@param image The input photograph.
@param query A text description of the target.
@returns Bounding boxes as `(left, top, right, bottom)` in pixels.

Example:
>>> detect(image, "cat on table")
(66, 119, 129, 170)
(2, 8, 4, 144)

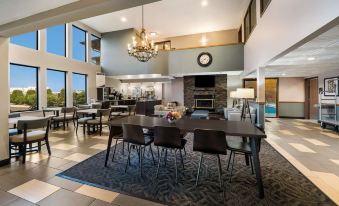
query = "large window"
(72, 73, 87, 106)
(47, 69, 66, 107)
(10, 31, 38, 50)
(260, 0, 271, 15)
(10, 64, 38, 112)
(90, 35, 101, 65)
(47, 24, 66, 56)
(72, 26, 87, 62)
(244, 0, 257, 41)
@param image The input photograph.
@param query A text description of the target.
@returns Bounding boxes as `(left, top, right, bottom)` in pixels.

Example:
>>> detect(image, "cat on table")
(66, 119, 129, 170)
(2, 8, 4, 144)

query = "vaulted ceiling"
(80, 0, 250, 39)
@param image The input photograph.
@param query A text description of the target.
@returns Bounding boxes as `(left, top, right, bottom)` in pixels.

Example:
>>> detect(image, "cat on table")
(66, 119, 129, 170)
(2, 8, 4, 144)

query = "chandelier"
(127, 4, 158, 62)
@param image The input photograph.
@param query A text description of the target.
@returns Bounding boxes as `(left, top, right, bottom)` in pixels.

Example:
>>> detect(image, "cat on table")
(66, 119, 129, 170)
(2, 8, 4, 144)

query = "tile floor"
(0, 119, 338, 205)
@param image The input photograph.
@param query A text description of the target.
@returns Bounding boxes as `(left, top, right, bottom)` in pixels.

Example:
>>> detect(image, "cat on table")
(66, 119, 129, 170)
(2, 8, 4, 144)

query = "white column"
(39, 67, 47, 108)
(67, 72, 73, 107)
(256, 67, 266, 126)
(87, 32, 91, 63)
(0, 37, 9, 163)
(66, 23, 72, 59)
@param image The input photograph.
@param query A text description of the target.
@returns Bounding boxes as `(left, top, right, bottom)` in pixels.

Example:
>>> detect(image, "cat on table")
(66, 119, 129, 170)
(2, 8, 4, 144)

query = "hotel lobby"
(0, 0, 339, 205)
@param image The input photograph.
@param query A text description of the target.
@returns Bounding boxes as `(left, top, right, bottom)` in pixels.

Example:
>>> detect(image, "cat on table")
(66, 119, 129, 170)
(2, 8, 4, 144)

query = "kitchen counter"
(135, 100, 162, 116)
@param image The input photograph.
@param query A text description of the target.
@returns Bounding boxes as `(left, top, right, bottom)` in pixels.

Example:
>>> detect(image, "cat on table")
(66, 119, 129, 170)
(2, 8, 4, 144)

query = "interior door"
(309, 78, 319, 120)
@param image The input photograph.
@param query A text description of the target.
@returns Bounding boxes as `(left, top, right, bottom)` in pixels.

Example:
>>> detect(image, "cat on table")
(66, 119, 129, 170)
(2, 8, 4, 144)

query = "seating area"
(0, 0, 339, 205)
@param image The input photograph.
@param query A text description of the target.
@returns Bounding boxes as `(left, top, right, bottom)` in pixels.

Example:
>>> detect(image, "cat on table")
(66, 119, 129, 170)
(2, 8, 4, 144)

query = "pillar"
(0, 37, 10, 165)
(256, 67, 265, 127)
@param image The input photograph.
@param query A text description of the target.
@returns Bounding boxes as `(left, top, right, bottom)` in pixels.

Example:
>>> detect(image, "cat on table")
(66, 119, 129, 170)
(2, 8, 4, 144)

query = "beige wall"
(0, 37, 10, 162)
(227, 75, 242, 108)
(244, 0, 339, 74)
(159, 29, 238, 50)
(279, 77, 305, 102)
(9, 22, 101, 109)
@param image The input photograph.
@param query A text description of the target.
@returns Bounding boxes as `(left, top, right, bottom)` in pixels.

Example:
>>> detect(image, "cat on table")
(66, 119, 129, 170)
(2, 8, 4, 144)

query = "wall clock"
(197, 52, 212, 67)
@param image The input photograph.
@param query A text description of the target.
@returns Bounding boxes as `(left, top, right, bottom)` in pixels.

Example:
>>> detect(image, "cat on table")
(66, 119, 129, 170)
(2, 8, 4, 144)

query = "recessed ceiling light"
(201, 0, 208, 7)
(282, 73, 286, 76)
(150, 32, 157, 37)
(121, 17, 127, 22)
(307, 57, 315, 61)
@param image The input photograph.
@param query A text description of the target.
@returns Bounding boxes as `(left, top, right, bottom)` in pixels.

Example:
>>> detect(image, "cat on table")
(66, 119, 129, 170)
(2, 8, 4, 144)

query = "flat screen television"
(195, 75, 215, 88)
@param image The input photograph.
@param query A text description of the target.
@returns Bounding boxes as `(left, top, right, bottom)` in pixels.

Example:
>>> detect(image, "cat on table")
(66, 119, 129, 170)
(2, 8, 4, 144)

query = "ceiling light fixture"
(307, 57, 315, 61)
(127, 2, 158, 62)
(200, 36, 208, 46)
(149, 32, 157, 37)
(201, 0, 208, 7)
(121, 17, 127, 22)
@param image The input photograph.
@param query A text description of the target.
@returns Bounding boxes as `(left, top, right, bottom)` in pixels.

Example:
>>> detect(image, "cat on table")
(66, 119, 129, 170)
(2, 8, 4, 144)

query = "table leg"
(250, 137, 264, 198)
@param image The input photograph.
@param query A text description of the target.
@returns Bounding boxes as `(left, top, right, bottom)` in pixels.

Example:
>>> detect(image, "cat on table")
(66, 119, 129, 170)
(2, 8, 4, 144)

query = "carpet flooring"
(58, 134, 335, 206)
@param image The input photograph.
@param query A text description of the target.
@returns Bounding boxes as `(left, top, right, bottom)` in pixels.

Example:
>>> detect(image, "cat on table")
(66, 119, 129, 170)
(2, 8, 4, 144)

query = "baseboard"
(0, 158, 10, 167)
(278, 116, 305, 119)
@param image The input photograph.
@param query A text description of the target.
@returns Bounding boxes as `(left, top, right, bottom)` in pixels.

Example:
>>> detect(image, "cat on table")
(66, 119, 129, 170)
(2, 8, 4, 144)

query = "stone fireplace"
(184, 75, 227, 110)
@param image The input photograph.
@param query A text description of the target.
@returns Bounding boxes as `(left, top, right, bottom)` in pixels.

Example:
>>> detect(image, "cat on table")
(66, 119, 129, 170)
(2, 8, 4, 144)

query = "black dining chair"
(226, 124, 264, 182)
(193, 129, 227, 188)
(86, 109, 111, 136)
(154, 126, 187, 182)
(122, 124, 155, 176)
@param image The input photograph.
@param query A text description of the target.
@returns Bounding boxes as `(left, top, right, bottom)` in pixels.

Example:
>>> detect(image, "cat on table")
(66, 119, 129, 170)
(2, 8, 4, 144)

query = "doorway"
(305, 77, 319, 120)
(243, 78, 279, 118)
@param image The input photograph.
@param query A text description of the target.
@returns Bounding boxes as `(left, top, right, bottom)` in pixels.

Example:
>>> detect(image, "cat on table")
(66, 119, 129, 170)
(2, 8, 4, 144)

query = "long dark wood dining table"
(105, 116, 267, 198)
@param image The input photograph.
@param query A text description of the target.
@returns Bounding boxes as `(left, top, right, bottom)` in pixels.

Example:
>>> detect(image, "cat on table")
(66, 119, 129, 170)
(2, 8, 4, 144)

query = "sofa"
(154, 103, 186, 117)
(224, 106, 256, 123)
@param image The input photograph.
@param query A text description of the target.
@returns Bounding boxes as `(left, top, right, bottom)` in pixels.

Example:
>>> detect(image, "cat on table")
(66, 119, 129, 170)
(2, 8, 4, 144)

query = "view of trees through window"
(47, 69, 66, 107)
(10, 64, 38, 112)
(72, 73, 87, 106)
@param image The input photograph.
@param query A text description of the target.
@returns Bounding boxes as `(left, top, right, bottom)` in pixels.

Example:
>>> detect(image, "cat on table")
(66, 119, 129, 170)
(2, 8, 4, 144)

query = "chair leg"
(45, 138, 52, 155)
(76, 122, 79, 135)
(179, 149, 184, 170)
(125, 145, 132, 173)
(229, 152, 236, 183)
(174, 149, 178, 182)
(38, 142, 41, 152)
(140, 146, 143, 177)
(183, 146, 187, 156)
(99, 124, 102, 136)
(217, 155, 223, 189)
(22, 144, 27, 164)
(249, 155, 254, 174)
(156, 147, 161, 178)
(111, 139, 119, 162)
(227, 151, 233, 171)
(149, 145, 155, 165)
(195, 153, 204, 187)
(83, 123, 86, 135)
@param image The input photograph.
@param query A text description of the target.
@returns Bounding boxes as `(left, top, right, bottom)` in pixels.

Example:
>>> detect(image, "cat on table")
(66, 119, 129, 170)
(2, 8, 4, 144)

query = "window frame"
(72, 72, 88, 106)
(243, 0, 257, 42)
(46, 68, 67, 107)
(10, 31, 39, 50)
(10, 63, 39, 112)
(260, 0, 272, 16)
(46, 24, 67, 57)
(72, 25, 87, 62)
(90, 34, 101, 65)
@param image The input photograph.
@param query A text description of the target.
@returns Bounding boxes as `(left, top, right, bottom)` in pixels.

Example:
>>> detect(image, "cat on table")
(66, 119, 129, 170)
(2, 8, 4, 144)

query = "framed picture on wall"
(324, 77, 339, 96)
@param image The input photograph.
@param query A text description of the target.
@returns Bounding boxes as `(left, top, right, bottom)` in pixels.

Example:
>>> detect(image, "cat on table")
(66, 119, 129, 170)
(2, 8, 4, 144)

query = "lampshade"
(230, 91, 238, 98)
(236, 88, 255, 99)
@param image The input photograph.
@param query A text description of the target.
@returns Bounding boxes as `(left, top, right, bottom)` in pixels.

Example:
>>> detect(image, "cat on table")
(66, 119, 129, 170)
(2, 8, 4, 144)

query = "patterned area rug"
(58, 134, 334, 206)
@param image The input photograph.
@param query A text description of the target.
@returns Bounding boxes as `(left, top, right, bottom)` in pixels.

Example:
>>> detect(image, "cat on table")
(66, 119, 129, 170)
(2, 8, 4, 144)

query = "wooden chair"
(9, 118, 51, 163)
(86, 109, 111, 136)
(53, 107, 76, 130)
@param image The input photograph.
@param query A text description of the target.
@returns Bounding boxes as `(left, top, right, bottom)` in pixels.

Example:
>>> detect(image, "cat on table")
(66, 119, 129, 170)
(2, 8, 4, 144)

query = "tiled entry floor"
(1, 119, 339, 205)
(0, 126, 163, 206)
(265, 118, 339, 205)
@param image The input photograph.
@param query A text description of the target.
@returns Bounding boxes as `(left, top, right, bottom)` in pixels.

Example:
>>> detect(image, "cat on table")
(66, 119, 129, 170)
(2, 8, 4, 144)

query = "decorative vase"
(168, 118, 176, 124)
